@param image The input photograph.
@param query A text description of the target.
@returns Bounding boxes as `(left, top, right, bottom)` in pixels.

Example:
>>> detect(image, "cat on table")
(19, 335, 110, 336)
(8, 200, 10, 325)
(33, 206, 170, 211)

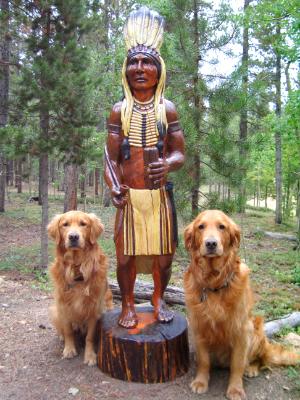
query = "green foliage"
(292, 265, 300, 286)
(203, 192, 239, 214)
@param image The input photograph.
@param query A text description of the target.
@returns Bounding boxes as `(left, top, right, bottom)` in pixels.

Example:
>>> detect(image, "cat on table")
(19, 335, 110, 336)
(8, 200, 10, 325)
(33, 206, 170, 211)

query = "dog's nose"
(205, 238, 217, 250)
(69, 232, 79, 242)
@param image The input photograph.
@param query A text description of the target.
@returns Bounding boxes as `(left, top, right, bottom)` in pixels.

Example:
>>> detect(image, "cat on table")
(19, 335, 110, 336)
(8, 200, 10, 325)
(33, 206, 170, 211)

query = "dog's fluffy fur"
(48, 210, 113, 366)
(184, 210, 299, 400)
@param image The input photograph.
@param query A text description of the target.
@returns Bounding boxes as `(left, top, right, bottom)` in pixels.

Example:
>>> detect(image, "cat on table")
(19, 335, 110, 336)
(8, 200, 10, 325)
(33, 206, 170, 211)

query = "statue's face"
(126, 53, 158, 92)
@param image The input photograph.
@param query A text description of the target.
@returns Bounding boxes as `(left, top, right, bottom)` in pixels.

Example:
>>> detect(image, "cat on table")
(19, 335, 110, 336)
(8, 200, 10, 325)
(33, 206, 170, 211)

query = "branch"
(0, 59, 21, 69)
(200, 159, 230, 177)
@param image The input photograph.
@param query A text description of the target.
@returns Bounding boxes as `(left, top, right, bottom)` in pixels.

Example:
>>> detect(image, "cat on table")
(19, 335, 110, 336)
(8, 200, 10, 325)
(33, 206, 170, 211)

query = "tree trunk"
(39, 6, 51, 268)
(238, 0, 250, 213)
(265, 184, 268, 209)
(98, 306, 189, 383)
(0, 0, 10, 212)
(191, 0, 202, 217)
(94, 167, 99, 196)
(88, 170, 94, 186)
(103, 184, 110, 207)
(39, 151, 49, 267)
(58, 161, 64, 191)
(49, 159, 56, 182)
(38, 156, 43, 205)
(6, 159, 13, 185)
(64, 162, 78, 212)
(79, 164, 86, 199)
(16, 158, 22, 193)
(274, 23, 282, 224)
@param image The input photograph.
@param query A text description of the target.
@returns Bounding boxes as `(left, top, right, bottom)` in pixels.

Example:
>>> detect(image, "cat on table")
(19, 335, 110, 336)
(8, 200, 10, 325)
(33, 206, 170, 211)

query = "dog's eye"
(198, 224, 205, 230)
(79, 221, 87, 227)
(219, 224, 225, 230)
(62, 222, 69, 227)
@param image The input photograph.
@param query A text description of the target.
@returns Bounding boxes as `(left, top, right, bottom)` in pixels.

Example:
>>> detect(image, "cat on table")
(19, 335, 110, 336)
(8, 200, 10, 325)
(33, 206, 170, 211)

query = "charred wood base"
(97, 306, 189, 383)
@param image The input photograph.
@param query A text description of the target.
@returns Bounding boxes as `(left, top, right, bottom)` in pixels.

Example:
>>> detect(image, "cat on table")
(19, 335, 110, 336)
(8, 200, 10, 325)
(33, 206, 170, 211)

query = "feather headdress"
(124, 6, 165, 61)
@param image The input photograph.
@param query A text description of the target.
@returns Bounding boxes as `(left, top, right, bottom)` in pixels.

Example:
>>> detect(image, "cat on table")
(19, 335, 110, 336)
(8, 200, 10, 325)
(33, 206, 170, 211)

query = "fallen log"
(264, 312, 300, 338)
(109, 279, 185, 305)
(255, 229, 298, 242)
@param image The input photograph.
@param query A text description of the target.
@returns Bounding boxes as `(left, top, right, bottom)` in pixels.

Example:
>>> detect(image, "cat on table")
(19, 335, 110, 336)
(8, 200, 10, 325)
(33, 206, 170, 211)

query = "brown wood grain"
(97, 306, 189, 383)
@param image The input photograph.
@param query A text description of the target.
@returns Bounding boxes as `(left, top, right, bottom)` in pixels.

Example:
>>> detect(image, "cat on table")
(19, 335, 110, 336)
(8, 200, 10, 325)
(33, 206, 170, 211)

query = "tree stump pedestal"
(97, 305, 189, 383)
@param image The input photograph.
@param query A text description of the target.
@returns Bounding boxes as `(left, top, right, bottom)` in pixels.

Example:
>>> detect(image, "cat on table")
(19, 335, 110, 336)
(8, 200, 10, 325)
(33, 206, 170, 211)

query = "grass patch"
(286, 366, 300, 394)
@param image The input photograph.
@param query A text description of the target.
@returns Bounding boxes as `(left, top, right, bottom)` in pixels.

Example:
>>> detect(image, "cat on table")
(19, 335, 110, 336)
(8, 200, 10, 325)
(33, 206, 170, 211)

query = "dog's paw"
(190, 378, 208, 394)
(244, 364, 259, 378)
(62, 346, 77, 359)
(226, 385, 247, 400)
(84, 350, 97, 366)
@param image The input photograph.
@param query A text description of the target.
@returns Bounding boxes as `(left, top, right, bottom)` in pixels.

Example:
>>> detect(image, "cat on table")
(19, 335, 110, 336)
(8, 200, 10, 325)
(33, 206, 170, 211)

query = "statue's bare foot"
(154, 298, 174, 323)
(118, 306, 138, 328)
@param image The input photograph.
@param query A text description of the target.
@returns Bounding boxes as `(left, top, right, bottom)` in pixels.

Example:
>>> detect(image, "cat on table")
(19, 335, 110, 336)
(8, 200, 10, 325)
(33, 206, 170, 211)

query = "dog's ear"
(184, 222, 195, 251)
(47, 214, 62, 245)
(229, 220, 241, 249)
(88, 213, 104, 244)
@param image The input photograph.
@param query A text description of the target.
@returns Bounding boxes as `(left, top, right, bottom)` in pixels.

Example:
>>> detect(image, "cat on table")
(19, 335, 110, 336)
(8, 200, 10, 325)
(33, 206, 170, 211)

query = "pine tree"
(0, 0, 10, 212)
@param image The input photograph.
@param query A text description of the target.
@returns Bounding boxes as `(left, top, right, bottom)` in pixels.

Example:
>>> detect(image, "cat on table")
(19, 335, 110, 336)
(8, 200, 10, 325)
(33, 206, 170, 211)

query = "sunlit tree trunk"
(238, 0, 250, 212)
(0, 0, 10, 212)
(64, 162, 78, 212)
(274, 22, 282, 224)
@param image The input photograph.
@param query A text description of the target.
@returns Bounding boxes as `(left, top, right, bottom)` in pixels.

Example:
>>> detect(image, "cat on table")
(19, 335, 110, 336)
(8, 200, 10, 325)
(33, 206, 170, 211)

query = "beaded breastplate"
(128, 98, 158, 148)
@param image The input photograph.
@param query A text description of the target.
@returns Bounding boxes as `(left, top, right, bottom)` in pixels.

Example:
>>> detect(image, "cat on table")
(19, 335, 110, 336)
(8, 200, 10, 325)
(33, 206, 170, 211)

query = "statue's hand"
(148, 159, 169, 187)
(111, 186, 128, 209)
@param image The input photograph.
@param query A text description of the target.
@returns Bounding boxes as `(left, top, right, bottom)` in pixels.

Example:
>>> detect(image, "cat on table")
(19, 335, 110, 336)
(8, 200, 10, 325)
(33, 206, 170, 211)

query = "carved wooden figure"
(104, 6, 185, 329)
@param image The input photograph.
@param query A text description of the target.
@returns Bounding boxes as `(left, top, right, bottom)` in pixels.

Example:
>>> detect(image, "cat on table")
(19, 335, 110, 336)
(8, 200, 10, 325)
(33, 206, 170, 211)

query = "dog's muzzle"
(205, 237, 218, 254)
(68, 232, 80, 248)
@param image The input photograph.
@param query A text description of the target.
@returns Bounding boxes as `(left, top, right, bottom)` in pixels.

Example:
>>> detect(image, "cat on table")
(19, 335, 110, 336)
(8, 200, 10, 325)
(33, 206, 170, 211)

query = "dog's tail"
(252, 316, 300, 367)
(262, 340, 300, 366)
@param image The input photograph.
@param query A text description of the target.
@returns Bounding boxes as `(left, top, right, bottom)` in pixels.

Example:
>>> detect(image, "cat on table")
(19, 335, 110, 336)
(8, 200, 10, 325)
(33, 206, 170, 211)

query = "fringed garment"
(123, 187, 172, 256)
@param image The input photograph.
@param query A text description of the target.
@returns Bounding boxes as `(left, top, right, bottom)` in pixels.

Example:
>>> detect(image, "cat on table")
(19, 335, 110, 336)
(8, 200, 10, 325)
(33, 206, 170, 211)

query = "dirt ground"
(0, 271, 298, 400)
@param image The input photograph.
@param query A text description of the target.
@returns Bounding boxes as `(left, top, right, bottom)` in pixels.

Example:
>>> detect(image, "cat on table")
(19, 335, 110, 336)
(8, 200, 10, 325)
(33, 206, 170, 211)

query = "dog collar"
(66, 272, 84, 290)
(200, 272, 235, 302)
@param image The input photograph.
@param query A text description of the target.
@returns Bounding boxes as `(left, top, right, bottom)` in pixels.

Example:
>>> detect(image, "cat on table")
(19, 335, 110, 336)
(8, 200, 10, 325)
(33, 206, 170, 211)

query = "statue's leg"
(152, 254, 174, 323)
(116, 254, 138, 328)
(115, 209, 138, 328)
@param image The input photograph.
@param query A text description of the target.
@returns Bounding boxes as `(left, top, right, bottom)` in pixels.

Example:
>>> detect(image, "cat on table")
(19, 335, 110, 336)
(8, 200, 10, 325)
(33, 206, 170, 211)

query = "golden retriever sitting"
(48, 211, 113, 366)
(184, 210, 299, 400)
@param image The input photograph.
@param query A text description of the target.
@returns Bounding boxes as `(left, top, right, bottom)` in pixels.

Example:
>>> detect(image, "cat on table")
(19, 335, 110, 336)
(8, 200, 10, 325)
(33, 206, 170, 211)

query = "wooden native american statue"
(104, 6, 185, 328)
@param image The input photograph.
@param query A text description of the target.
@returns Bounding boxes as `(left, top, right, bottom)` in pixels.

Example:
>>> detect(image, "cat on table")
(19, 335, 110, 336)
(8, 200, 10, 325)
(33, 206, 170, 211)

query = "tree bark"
(274, 22, 282, 224)
(79, 164, 86, 199)
(0, 0, 10, 212)
(94, 167, 99, 196)
(6, 159, 13, 185)
(191, 0, 202, 216)
(98, 306, 189, 383)
(39, 150, 49, 267)
(64, 162, 78, 212)
(238, 0, 250, 213)
(39, 6, 51, 268)
(15, 158, 22, 193)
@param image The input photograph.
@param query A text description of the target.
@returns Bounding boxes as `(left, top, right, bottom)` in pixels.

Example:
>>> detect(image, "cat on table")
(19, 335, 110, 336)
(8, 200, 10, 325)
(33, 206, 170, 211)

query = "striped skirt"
(123, 188, 172, 256)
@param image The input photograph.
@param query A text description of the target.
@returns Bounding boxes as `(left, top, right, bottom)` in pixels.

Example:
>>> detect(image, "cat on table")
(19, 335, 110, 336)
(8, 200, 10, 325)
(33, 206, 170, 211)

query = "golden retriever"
(48, 210, 113, 366)
(184, 210, 299, 400)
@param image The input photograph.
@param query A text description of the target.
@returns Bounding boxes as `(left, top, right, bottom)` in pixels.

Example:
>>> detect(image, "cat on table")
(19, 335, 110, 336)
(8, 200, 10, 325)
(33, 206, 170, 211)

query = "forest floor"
(0, 192, 300, 400)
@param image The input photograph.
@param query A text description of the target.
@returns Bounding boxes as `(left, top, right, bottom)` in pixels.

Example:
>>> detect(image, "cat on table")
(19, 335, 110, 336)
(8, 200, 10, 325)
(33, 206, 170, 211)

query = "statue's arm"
(104, 102, 127, 208)
(148, 100, 185, 185)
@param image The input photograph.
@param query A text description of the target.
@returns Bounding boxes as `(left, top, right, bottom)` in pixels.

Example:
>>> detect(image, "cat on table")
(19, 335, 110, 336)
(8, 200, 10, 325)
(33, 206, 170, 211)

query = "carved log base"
(97, 305, 189, 383)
